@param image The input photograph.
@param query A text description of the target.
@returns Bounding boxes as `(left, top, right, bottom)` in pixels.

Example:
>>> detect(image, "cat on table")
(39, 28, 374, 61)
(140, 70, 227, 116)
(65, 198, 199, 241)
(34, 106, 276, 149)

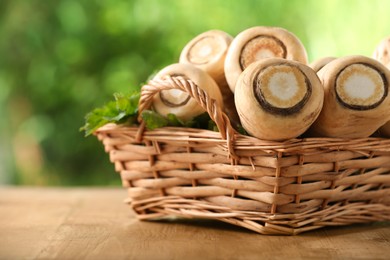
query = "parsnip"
(152, 63, 223, 121)
(180, 30, 233, 88)
(234, 58, 323, 141)
(179, 30, 239, 126)
(373, 36, 390, 137)
(373, 36, 390, 69)
(309, 57, 336, 73)
(225, 26, 308, 93)
(309, 55, 390, 138)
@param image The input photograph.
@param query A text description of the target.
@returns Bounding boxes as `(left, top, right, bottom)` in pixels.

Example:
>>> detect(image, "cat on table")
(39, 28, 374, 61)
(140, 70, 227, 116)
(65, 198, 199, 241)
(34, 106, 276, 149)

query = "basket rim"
(95, 123, 390, 154)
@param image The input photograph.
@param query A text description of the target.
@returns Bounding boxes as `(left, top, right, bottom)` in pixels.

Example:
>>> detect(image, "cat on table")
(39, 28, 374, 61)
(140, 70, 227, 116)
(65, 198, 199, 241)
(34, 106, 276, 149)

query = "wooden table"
(1, 187, 389, 259)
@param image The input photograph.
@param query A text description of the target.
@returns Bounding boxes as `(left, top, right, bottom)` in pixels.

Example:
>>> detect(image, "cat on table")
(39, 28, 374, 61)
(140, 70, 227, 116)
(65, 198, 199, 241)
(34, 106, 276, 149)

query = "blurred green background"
(1, 0, 390, 186)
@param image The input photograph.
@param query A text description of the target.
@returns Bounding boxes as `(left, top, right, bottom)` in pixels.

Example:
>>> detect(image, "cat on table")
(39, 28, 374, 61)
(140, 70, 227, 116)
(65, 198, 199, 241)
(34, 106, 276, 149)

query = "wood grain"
(1, 187, 389, 259)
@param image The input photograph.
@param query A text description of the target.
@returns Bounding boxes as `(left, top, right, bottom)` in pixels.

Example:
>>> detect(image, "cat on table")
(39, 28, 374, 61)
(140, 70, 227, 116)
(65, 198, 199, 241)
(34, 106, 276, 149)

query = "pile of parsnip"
(149, 26, 390, 141)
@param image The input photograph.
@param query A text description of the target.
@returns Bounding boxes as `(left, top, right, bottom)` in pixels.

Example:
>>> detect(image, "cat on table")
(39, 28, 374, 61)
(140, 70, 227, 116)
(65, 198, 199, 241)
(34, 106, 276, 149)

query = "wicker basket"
(95, 76, 390, 235)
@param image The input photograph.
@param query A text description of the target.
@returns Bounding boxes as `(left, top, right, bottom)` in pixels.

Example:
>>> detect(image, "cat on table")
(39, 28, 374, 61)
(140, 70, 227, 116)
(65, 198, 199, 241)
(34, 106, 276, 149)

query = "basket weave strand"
(95, 76, 390, 235)
(137, 76, 236, 157)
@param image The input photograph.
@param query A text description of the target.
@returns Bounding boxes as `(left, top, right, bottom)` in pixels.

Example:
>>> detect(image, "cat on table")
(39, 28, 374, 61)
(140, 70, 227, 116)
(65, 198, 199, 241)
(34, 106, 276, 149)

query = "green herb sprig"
(80, 92, 140, 136)
(80, 92, 219, 136)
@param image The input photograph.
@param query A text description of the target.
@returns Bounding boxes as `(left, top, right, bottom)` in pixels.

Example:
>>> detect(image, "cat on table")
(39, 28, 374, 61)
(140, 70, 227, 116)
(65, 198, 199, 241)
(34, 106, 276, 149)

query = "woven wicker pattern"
(95, 76, 390, 235)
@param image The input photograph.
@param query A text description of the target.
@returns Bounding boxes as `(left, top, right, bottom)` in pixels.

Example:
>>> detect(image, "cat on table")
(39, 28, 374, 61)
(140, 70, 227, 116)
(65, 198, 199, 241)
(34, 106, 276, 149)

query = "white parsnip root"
(225, 26, 308, 93)
(373, 36, 390, 137)
(234, 58, 323, 141)
(179, 30, 239, 126)
(309, 57, 336, 73)
(152, 63, 223, 121)
(373, 36, 390, 69)
(180, 30, 233, 88)
(309, 55, 390, 138)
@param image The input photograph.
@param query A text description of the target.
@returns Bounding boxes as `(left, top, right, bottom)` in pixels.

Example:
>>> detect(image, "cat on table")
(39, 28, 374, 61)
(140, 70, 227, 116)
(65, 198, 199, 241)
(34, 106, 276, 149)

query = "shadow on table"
(144, 217, 390, 236)
(302, 221, 390, 237)
(147, 217, 254, 234)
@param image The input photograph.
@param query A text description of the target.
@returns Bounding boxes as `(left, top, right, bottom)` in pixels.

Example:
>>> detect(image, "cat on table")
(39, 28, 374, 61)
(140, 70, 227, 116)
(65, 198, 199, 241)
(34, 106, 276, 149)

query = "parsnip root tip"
(254, 64, 310, 115)
(335, 63, 387, 110)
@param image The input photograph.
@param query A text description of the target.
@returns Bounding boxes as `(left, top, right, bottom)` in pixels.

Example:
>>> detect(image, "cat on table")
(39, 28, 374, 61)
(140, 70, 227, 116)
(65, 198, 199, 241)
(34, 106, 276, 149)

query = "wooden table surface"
(1, 187, 389, 260)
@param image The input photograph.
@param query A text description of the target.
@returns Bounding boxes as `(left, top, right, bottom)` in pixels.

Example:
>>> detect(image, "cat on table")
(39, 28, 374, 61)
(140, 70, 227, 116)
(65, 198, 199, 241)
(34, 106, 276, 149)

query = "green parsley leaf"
(140, 110, 219, 132)
(80, 92, 140, 136)
(81, 90, 225, 137)
(141, 110, 169, 130)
